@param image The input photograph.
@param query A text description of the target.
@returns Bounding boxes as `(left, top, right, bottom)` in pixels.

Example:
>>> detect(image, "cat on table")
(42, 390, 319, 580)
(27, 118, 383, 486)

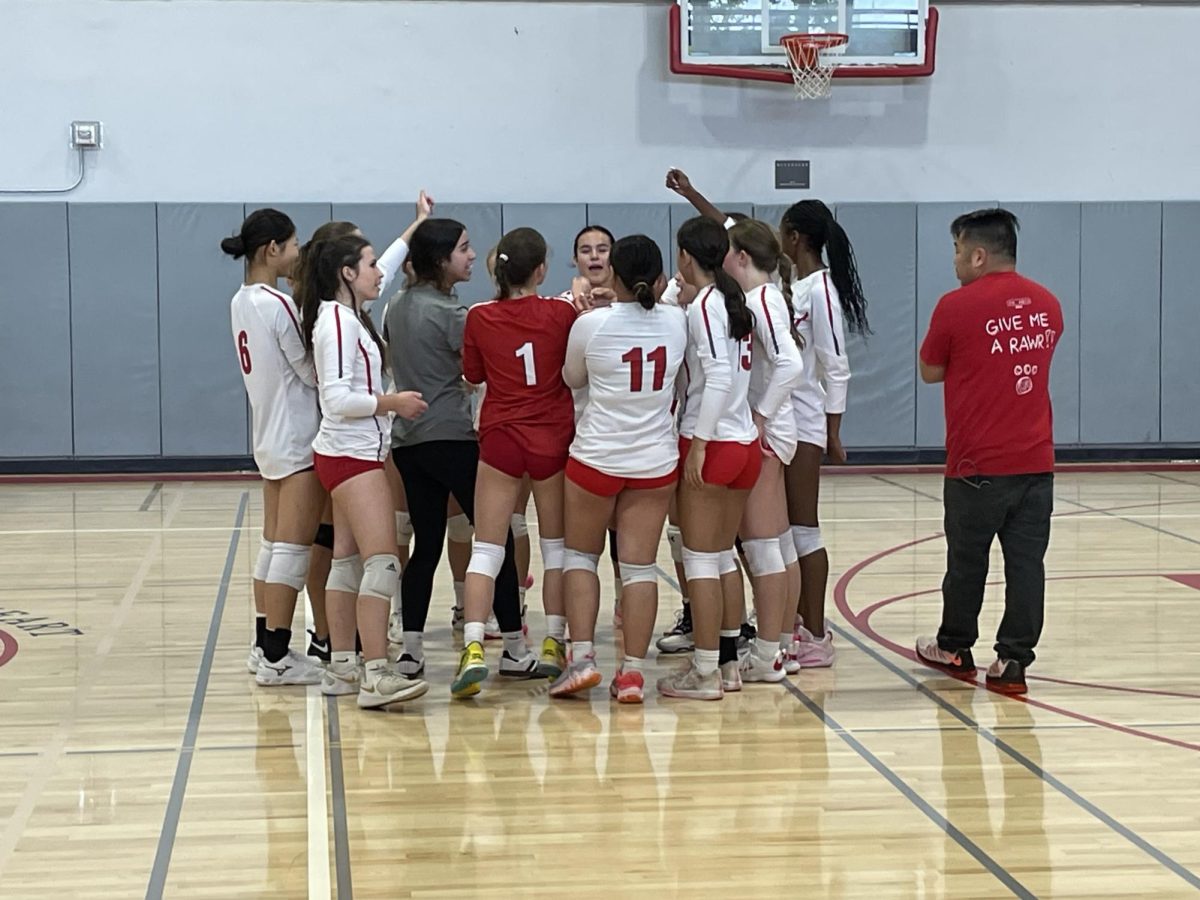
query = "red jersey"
(462, 294, 577, 454)
(920, 271, 1063, 477)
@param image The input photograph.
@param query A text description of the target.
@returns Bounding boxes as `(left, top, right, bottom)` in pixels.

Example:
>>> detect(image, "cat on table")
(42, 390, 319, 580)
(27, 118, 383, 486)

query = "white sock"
(623, 655, 645, 673)
(464, 622, 485, 646)
(573, 640, 594, 661)
(403, 632, 423, 658)
(453, 581, 465, 611)
(502, 632, 526, 657)
(779, 632, 792, 650)
(546, 614, 567, 640)
(332, 650, 355, 667)
(363, 657, 388, 680)
(755, 637, 778, 661)
(391, 580, 403, 615)
(519, 585, 527, 607)
(694, 648, 719, 675)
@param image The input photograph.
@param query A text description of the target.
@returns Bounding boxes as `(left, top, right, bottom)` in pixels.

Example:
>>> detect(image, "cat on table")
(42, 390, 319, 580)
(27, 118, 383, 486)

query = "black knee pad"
(313, 523, 334, 550)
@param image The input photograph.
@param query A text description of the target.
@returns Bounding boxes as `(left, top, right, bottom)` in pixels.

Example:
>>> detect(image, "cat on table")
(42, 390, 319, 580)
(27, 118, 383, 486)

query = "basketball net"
(780, 33, 849, 100)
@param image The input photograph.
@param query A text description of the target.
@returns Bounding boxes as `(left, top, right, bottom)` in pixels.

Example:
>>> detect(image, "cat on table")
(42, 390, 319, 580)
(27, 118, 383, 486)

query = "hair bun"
(220, 234, 246, 259)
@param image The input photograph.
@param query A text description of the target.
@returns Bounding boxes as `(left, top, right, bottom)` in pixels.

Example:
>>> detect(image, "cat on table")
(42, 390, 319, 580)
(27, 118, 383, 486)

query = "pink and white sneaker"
(794, 630, 836, 668)
(609, 668, 644, 704)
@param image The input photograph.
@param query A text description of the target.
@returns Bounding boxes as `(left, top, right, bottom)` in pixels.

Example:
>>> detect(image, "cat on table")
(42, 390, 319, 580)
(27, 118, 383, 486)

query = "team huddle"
(224, 169, 868, 710)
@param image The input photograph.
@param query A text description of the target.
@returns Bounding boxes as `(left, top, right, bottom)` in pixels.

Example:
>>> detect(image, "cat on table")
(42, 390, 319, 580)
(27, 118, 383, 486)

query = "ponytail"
(611, 234, 664, 311)
(677, 216, 753, 341)
(296, 234, 385, 364)
(781, 200, 870, 335)
(493, 227, 547, 300)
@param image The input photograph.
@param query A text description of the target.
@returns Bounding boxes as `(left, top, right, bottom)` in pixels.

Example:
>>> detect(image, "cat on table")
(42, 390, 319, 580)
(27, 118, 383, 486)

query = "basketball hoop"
(780, 33, 849, 100)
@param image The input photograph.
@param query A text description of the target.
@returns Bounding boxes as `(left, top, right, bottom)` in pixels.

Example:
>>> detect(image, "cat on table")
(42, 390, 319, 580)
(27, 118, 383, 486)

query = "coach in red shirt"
(915, 209, 1063, 695)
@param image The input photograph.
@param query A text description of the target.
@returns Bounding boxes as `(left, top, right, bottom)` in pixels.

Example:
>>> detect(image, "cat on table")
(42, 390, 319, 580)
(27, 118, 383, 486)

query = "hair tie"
(498, 253, 509, 262)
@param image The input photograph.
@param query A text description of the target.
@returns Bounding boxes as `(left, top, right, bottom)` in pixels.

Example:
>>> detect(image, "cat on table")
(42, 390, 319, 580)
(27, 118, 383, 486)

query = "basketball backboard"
(670, 0, 937, 82)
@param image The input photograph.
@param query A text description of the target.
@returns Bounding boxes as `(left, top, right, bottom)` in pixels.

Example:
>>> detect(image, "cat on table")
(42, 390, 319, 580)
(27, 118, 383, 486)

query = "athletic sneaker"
(307, 630, 331, 665)
(656, 608, 694, 654)
(538, 636, 568, 679)
(451, 606, 465, 634)
(915, 635, 975, 676)
(358, 664, 429, 709)
(387, 611, 404, 645)
(255, 649, 324, 686)
(484, 614, 501, 641)
(451, 641, 489, 698)
(246, 645, 264, 674)
(738, 620, 757, 652)
(549, 656, 602, 698)
(739, 649, 786, 683)
(719, 660, 742, 693)
(795, 631, 836, 669)
(610, 668, 644, 704)
(396, 652, 425, 679)
(499, 648, 540, 678)
(985, 658, 1027, 695)
(321, 658, 359, 696)
(657, 662, 723, 701)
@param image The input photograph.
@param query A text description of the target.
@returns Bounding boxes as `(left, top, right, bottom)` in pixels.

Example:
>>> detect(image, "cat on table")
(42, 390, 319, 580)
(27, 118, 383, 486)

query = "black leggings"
(391, 440, 522, 634)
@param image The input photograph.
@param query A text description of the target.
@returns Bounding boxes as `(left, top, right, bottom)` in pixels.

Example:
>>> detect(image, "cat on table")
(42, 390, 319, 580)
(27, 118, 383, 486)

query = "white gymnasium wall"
(1, 0, 1198, 204)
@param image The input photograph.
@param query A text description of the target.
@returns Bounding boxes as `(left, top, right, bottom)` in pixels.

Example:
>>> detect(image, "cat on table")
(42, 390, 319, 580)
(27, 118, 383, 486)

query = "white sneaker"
(720, 660, 742, 692)
(358, 663, 429, 709)
(796, 631, 836, 669)
(256, 649, 324, 686)
(739, 649, 786, 683)
(396, 652, 425, 679)
(484, 614, 501, 640)
(387, 611, 404, 645)
(782, 644, 803, 675)
(246, 645, 263, 674)
(499, 648, 540, 678)
(321, 658, 359, 696)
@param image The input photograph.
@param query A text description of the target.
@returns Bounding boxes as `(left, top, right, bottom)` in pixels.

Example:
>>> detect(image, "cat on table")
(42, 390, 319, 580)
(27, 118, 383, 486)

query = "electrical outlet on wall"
(70, 121, 103, 149)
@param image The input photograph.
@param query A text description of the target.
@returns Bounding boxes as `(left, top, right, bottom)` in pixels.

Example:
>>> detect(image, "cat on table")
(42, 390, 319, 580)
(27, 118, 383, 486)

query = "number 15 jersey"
(564, 303, 688, 478)
(462, 294, 577, 455)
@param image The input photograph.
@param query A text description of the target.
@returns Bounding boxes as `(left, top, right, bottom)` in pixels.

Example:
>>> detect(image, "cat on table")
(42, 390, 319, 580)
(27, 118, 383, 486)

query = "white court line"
(0, 487, 186, 881)
(304, 596, 331, 900)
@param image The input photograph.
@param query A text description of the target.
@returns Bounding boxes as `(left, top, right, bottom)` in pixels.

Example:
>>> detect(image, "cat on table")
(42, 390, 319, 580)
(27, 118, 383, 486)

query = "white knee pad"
(359, 553, 401, 601)
(254, 538, 274, 582)
(791, 525, 824, 559)
(395, 511, 414, 543)
(779, 531, 799, 566)
(666, 525, 683, 564)
(741, 537, 787, 577)
(562, 548, 600, 574)
(327, 554, 364, 594)
(446, 513, 474, 543)
(510, 513, 529, 538)
(265, 541, 310, 590)
(619, 561, 658, 586)
(682, 547, 722, 582)
(718, 549, 739, 576)
(539, 537, 565, 571)
(466, 541, 505, 579)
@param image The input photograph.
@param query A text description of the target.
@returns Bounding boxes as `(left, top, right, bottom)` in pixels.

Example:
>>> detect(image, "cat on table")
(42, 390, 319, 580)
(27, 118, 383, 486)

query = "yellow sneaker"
(537, 636, 567, 679)
(451, 641, 488, 698)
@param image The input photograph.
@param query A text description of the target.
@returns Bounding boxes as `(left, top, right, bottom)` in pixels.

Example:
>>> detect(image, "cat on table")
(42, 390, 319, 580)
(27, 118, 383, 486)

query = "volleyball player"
(297, 232, 430, 708)
(224, 209, 326, 686)
(550, 235, 686, 703)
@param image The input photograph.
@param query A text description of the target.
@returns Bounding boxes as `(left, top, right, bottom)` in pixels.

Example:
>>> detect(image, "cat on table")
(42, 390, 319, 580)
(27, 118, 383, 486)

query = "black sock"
(719, 633, 738, 665)
(263, 627, 291, 663)
(680, 601, 692, 625)
(255, 615, 267, 650)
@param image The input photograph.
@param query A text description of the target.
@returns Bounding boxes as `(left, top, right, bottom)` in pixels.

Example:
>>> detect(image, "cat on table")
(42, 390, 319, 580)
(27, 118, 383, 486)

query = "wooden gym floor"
(0, 469, 1198, 898)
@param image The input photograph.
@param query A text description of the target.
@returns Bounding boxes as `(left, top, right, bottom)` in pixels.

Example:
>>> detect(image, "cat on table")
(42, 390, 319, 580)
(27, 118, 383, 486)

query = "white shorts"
(792, 393, 827, 451)
(254, 439, 316, 482)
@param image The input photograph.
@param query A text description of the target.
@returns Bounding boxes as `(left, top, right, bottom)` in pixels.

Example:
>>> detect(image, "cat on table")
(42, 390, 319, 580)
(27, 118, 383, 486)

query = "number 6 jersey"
(564, 302, 688, 478)
(461, 294, 577, 455)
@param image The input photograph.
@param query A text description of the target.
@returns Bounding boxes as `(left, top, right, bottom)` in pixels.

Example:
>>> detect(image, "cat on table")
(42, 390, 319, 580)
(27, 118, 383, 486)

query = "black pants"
(391, 440, 522, 634)
(938, 473, 1053, 668)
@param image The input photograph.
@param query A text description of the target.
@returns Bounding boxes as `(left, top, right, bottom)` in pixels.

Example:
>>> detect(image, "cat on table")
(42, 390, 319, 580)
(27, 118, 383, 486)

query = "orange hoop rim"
(780, 32, 850, 67)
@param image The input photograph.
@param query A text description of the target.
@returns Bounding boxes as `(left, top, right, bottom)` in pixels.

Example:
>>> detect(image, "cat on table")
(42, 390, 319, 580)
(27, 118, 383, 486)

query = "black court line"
(146, 491, 247, 900)
(138, 482, 163, 512)
(327, 696, 353, 900)
(1057, 495, 1200, 548)
(828, 621, 1200, 891)
(779, 679, 1034, 898)
(871, 474, 943, 504)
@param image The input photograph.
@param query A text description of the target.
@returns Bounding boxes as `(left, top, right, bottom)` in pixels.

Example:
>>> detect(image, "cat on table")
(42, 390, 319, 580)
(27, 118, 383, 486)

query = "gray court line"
(138, 482, 163, 511)
(779, 678, 1034, 899)
(871, 474, 943, 504)
(1148, 471, 1200, 490)
(655, 564, 681, 592)
(326, 696, 353, 900)
(145, 491, 247, 900)
(828, 621, 1200, 891)
(1057, 495, 1200, 548)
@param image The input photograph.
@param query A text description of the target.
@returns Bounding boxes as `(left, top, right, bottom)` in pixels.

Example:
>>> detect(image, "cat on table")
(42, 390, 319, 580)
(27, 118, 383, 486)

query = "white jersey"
(791, 270, 851, 445)
(564, 302, 688, 478)
(746, 283, 805, 463)
(229, 283, 319, 480)
(677, 286, 756, 443)
(377, 236, 410, 392)
(311, 300, 391, 462)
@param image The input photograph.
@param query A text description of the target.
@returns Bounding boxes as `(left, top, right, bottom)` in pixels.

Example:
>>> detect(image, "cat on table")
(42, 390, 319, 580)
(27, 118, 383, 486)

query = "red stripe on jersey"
(358, 341, 373, 394)
(263, 286, 302, 336)
(822, 272, 842, 356)
(758, 286, 779, 352)
(698, 286, 718, 358)
(333, 305, 344, 377)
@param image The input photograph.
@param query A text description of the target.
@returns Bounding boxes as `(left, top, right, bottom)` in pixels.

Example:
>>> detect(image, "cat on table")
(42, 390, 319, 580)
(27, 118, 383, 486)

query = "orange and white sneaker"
(549, 656, 602, 699)
(915, 635, 975, 676)
(609, 668, 644, 704)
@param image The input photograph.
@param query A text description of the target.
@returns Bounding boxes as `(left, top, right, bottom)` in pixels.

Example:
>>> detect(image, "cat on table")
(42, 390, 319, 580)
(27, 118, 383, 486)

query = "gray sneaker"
(657, 662, 723, 700)
(320, 658, 359, 696)
(358, 663, 429, 709)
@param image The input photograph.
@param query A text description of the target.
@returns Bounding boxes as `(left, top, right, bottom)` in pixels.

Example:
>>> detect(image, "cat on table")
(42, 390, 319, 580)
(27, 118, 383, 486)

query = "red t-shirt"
(462, 294, 577, 454)
(920, 271, 1063, 477)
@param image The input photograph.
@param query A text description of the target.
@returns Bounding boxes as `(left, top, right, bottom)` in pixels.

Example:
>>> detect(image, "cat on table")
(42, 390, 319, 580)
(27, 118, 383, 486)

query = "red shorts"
(565, 457, 679, 498)
(313, 453, 384, 492)
(678, 437, 762, 490)
(479, 429, 568, 481)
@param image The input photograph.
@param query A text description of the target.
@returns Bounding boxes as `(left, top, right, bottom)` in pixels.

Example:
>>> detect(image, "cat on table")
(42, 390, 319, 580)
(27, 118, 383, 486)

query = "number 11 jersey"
(462, 294, 577, 455)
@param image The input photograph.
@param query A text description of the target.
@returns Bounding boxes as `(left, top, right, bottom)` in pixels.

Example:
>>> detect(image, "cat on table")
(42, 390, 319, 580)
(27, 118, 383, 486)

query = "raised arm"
(666, 169, 728, 226)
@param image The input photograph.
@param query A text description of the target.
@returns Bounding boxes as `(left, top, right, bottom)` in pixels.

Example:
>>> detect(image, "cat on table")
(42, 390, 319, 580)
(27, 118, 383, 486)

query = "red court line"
(0, 629, 18, 668)
(0, 472, 260, 485)
(825, 462, 1200, 477)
